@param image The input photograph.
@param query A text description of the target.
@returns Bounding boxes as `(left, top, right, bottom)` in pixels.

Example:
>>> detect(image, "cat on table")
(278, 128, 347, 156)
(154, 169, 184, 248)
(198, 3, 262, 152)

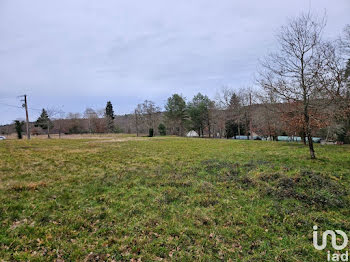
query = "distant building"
(186, 130, 199, 137)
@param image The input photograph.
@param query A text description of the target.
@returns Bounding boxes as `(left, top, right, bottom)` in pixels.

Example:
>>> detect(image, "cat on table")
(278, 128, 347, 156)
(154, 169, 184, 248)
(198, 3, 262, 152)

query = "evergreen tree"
(149, 128, 154, 137)
(35, 109, 53, 138)
(105, 101, 115, 132)
(187, 93, 212, 137)
(164, 94, 187, 135)
(14, 120, 24, 139)
(229, 93, 241, 109)
(225, 120, 245, 138)
(105, 101, 115, 120)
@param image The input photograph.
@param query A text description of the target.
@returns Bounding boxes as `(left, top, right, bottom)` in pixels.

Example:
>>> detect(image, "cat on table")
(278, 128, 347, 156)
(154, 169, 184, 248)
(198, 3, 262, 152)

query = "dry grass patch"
(7, 181, 47, 191)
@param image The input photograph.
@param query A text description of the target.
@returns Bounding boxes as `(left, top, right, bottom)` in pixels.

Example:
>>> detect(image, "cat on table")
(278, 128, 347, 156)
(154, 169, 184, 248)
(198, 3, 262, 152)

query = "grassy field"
(0, 135, 349, 261)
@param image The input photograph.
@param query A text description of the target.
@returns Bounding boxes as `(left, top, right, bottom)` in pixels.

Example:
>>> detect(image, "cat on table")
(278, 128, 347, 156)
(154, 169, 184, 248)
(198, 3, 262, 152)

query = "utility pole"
(20, 95, 30, 140)
(249, 92, 253, 140)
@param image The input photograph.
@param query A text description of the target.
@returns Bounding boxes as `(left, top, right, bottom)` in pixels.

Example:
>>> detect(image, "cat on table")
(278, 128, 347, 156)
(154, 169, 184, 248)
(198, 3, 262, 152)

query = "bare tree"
(317, 41, 347, 98)
(339, 25, 350, 55)
(46, 108, 65, 138)
(84, 108, 98, 133)
(320, 35, 350, 143)
(214, 87, 245, 138)
(53, 109, 65, 138)
(258, 13, 327, 159)
(134, 104, 143, 137)
(215, 87, 234, 111)
(214, 87, 232, 138)
(141, 100, 161, 135)
(237, 87, 255, 139)
(254, 91, 281, 140)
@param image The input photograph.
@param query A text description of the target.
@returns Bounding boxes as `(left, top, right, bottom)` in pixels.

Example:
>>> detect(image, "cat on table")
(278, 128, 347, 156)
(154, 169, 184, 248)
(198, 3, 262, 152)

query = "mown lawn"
(0, 136, 349, 261)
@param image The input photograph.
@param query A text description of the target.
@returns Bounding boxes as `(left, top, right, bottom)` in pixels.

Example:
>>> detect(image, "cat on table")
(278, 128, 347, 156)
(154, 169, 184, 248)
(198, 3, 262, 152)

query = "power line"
(0, 101, 42, 111)
(0, 96, 18, 101)
(0, 102, 23, 109)
(28, 107, 42, 112)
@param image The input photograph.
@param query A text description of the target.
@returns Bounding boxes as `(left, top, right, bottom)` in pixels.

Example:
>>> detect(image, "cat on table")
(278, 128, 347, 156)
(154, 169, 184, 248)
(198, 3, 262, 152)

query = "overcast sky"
(0, 0, 349, 124)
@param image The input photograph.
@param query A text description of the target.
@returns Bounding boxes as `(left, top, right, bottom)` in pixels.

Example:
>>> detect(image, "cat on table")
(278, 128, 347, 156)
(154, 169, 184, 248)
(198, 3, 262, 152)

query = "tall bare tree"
(50, 108, 65, 138)
(214, 87, 234, 137)
(321, 32, 350, 143)
(339, 25, 350, 55)
(258, 13, 327, 159)
(254, 92, 281, 140)
(237, 88, 255, 139)
(134, 104, 143, 137)
(141, 100, 161, 135)
(84, 108, 98, 133)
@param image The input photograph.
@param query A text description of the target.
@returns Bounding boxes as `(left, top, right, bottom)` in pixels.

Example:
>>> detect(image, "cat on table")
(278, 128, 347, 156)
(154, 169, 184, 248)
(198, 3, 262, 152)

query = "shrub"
(14, 120, 24, 139)
(158, 123, 166, 136)
(149, 128, 154, 137)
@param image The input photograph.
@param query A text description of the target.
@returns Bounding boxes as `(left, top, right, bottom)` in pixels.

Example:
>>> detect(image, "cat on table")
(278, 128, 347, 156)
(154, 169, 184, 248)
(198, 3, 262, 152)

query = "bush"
(14, 120, 24, 139)
(158, 123, 166, 136)
(68, 125, 83, 134)
(337, 126, 350, 144)
(149, 128, 154, 137)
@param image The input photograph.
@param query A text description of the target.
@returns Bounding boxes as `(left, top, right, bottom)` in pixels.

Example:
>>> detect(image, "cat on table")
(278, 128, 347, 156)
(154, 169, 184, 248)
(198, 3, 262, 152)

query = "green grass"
(0, 136, 349, 261)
